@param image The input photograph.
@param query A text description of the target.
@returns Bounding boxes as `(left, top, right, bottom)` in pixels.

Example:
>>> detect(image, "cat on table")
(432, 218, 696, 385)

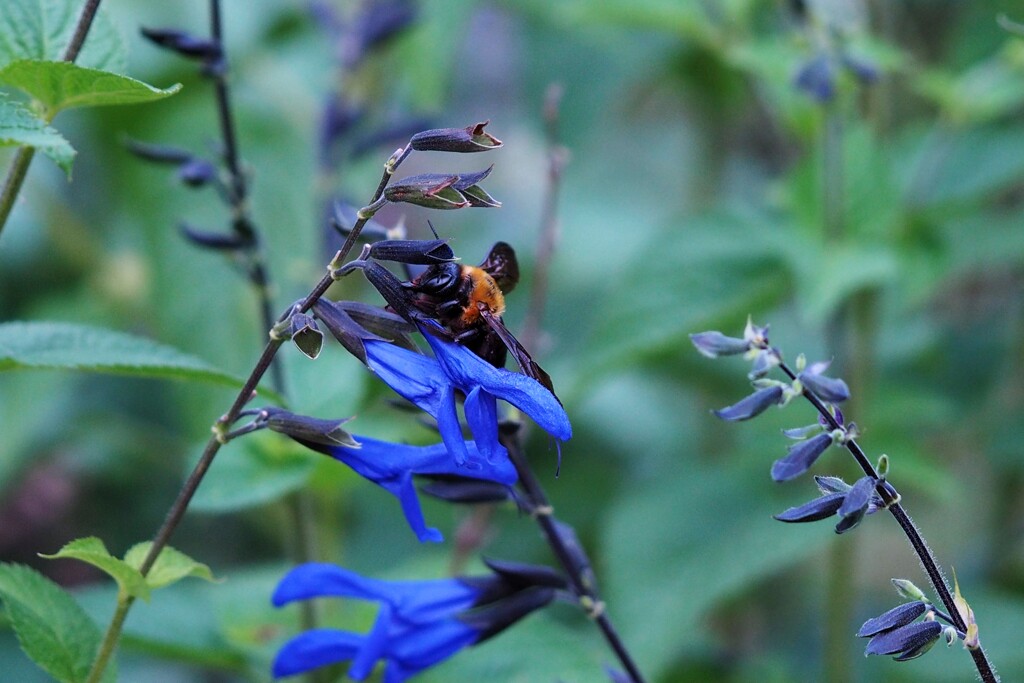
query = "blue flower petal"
(464, 387, 502, 462)
(312, 436, 516, 542)
(364, 339, 447, 415)
(272, 629, 363, 678)
(350, 603, 393, 679)
(423, 331, 571, 441)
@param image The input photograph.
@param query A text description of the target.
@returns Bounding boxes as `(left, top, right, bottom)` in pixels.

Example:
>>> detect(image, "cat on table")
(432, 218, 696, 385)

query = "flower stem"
(82, 153, 404, 683)
(777, 361, 999, 683)
(84, 592, 131, 683)
(500, 428, 646, 683)
(0, 0, 103, 242)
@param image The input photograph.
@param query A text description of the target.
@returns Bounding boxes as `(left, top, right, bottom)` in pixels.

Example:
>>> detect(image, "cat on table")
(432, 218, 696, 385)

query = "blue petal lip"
(272, 629, 363, 678)
(422, 330, 572, 441)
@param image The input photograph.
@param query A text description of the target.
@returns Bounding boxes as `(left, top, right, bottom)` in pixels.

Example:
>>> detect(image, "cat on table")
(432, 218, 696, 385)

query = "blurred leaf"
(0, 321, 252, 390)
(0, 60, 180, 116)
(40, 537, 150, 601)
(794, 242, 899, 324)
(0, 94, 75, 173)
(905, 126, 1024, 209)
(603, 461, 828, 678)
(123, 543, 216, 590)
(913, 43, 1024, 125)
(0, 0, 126, 72)
(189, 434, 318, 513)
(0, 563, 113, 683)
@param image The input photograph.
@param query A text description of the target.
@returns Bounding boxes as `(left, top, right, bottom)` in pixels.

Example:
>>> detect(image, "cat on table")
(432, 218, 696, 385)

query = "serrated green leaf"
(40, 537, 149, 602)
(123, 544, 215, 590)
(0, 321, 254, 391)
(0, 93, 75, 173)
(0, 60, 180, 116)
(0, 563, 112, 683)
(0, 0, 126, 72)
(189, 434, 318, 513)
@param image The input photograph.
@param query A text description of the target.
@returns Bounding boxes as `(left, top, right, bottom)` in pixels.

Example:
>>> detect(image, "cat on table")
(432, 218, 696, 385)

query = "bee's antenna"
(426, 219, 440, 240)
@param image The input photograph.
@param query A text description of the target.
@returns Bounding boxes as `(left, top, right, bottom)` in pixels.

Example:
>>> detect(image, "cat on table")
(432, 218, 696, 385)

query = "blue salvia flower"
(272, 562, 559, 681)
(294, 436, 515, 543)
(364, 333, 571, 467)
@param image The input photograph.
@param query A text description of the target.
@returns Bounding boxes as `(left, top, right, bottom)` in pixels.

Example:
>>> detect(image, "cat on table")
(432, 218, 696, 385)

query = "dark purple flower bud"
(410, 121, 503, 153)
(459, 585, 557, 642)
(795, 53, 835, 103)
(288, 312, 323, 359)
(176, 158, 216, 187)
(713, 385, 784, 422)
(689, 331, 750, 358)
(125, 138, 192, 164)
(419, 477, 513, 504)
(771, 432, 833, 482)
(333, 300, 417, 349)
(864, 620, 942, 660)
(842, 53, 879, 85)
(312, 299, 388, 363)
(367, 239, 455, 264)
(180, 223, 249, 251)
(140, 27, 223, 61)
(353, 260, 424, 322)
(262, 407, 359, 448)
(857, 602, 928, 638)
(481, 558, 568, 592)
(452, 165, 500, 207)
(774, 491, 845, 523)
(384, 173, 469, 210)
(799, 368, 850, 403)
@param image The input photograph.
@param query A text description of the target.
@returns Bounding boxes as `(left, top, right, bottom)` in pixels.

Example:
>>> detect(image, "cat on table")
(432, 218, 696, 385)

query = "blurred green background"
(3, 0, 1024, 681)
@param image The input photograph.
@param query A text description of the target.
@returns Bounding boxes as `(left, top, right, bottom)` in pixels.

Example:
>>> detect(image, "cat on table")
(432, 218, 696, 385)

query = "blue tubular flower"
(364, 334, 571, 467)
(272, 562, 559, 682)
(297, 436, 516, 543)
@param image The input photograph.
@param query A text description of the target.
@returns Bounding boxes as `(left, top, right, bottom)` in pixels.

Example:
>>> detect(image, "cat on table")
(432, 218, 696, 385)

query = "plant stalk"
(500, 429, 646, 683)
(0, 0, 103, 240)
(777, 361, 999, 683)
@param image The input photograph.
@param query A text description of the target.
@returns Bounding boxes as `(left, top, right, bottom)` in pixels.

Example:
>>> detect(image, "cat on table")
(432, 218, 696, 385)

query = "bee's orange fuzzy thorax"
(460, 266, 505, 325)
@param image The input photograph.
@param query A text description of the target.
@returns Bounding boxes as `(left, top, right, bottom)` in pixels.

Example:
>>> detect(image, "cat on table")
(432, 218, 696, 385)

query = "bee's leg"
(436, 300, 463, 318)
(453, 327, 483, 344)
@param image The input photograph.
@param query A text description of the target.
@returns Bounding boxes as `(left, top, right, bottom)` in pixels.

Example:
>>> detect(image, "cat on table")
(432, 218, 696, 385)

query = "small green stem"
(0, 0, 103, 242)
(84, 593, 131, 683)
(0, 147, 36, 240)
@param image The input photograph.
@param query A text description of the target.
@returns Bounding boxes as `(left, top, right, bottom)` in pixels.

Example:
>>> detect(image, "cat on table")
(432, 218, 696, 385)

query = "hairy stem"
(777, 361, 999, 683)
(500, 429, 646, 683)
(0, 0, 103, 240)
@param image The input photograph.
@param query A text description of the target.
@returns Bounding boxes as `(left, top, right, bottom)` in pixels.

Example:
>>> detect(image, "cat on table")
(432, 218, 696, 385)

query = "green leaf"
(40, 537, 150, 601)
(0, 93, 74, 173)
(0, 0, 126, 72)
(123, 544, 215, 590)
(0, 60, 181, 116)
(189, 434, 318, 513)
(0, 321, 252, 390)
(0, 563, 111, 683)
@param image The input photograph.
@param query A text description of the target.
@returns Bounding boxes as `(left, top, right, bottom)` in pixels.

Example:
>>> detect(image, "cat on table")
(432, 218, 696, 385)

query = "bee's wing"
(478, 242, 519, 294)
(479, 308, 558, 402)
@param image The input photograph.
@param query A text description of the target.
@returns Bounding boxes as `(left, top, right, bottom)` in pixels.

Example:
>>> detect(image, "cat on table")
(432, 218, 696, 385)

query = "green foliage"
(123, 543, 215, 590)
(0, 321, 252, 389)
(0, 94, 74, 171)
(0, 0, 126, 71)
(41, 537, 151, 601)
(0, 60, 181, 116)
(0, 563, 113, 683)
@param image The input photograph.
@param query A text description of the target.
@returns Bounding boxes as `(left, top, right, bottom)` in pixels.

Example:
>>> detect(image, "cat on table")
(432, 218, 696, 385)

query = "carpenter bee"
(403, 242, 557, 400)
